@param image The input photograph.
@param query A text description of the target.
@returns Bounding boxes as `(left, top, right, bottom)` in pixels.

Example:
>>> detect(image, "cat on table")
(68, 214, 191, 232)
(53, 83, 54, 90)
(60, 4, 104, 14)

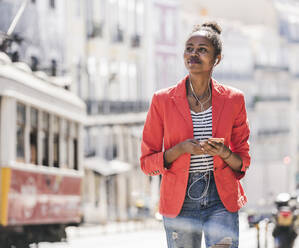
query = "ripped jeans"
(163, 171, 239, 248)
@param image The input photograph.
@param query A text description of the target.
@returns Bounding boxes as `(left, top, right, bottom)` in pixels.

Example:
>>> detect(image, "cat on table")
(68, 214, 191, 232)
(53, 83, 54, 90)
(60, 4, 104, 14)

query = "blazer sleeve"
(140, 93, 167, 176)
(230, 94, 251, 180)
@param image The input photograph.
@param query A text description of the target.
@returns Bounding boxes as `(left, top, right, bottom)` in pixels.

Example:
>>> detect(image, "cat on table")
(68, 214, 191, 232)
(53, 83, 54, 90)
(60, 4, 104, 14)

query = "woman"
(140, 21, 250, 248)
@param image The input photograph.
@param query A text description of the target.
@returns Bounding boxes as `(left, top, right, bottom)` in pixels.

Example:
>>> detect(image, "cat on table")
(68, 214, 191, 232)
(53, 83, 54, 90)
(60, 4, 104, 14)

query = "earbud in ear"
(214, 59, 219, 66)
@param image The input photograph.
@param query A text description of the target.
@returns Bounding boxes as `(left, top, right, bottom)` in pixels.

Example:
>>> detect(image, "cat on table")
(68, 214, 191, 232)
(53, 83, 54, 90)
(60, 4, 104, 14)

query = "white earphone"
(214, 59, 219, 66)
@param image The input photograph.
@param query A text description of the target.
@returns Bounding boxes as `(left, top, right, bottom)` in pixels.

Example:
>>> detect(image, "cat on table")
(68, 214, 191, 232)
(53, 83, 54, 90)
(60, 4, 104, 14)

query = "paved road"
(36, 219, 298, 248)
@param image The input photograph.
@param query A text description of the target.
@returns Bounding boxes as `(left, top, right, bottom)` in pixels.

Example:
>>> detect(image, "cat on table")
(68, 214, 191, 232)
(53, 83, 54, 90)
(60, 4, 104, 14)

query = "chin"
(187, 68, 202, 74)
(188, 66, 211, 74)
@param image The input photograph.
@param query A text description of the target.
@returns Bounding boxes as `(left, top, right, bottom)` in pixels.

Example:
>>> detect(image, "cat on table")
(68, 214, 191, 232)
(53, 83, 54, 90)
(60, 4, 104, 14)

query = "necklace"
(189, 77, 211, 111)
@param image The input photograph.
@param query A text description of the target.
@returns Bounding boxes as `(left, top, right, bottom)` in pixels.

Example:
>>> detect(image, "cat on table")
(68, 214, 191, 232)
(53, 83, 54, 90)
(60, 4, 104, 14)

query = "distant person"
(140, 21, 251, 248)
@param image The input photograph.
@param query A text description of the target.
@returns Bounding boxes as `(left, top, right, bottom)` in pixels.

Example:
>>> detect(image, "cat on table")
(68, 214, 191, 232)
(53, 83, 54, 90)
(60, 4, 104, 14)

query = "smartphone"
(208, 137, 224, 144)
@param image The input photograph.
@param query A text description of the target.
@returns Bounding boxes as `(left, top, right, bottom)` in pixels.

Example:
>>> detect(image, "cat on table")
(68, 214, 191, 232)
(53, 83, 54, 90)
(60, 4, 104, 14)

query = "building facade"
(82, 0, 180, 223)
(180, 0, 299, 212)
(0, 0, 67, 76)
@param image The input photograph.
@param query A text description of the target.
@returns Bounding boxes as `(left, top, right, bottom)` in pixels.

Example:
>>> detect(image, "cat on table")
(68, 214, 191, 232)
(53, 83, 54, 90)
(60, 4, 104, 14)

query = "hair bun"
(201, 21, 222, 35)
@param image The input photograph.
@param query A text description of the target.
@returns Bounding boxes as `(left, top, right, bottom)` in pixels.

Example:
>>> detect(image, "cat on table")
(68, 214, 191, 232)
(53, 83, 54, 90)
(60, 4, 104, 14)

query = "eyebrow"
(186, 43, 209, 47)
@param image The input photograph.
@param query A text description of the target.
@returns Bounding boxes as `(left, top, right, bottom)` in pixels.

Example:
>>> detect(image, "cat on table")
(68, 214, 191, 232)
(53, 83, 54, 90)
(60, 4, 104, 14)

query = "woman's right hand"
(180, 139, 206, 155)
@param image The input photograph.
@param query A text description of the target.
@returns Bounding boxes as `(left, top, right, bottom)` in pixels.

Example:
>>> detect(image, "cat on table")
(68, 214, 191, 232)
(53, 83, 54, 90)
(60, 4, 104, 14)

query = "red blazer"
(140, 76, 251, 217)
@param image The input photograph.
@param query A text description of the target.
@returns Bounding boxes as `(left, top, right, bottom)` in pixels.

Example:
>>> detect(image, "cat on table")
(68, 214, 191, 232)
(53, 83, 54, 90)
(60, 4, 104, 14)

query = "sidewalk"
(66, 219, 163, 239)
(65, 217, 299, 248)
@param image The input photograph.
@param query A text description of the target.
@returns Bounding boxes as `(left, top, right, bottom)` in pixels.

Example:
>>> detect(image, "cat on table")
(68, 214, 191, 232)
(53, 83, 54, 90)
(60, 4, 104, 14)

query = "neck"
(188, 73, 211, 97)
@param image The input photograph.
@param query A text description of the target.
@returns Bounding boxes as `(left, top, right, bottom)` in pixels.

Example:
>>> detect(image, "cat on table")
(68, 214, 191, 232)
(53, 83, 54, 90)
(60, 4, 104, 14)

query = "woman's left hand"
(200, 138, 229, 157)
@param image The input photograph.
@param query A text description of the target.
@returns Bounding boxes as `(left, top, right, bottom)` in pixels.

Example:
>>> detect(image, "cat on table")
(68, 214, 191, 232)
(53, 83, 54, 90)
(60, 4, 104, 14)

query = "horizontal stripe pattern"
(190, 107, 214, 173)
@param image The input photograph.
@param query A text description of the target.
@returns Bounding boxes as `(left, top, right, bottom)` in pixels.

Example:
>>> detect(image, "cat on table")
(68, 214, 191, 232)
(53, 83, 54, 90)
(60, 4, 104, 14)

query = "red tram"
(0, 52, 86, 247)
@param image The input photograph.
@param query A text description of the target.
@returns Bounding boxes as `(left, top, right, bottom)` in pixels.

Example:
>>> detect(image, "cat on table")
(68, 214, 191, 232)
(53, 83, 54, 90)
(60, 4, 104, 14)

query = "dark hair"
(189, 21, 222, 58)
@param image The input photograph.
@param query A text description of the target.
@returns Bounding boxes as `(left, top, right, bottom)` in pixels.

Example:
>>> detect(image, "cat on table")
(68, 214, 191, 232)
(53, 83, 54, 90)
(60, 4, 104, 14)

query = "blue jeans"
(163, 171, 239, 248)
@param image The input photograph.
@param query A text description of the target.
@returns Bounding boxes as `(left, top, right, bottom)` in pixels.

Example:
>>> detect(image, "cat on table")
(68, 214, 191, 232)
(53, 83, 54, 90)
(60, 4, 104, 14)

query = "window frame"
(69, 122, 79, 170)
(29, 107, 38, 165)
(41, 112, 50, 166)
(53, 115, 60, 168)
(16, 102, 26, 162)
(60, 119, 69, 168)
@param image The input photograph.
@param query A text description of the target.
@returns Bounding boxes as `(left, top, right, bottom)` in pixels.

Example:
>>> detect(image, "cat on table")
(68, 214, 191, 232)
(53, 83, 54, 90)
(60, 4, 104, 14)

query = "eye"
(198, 47, 208, 53)
(185, 47, 193, 53)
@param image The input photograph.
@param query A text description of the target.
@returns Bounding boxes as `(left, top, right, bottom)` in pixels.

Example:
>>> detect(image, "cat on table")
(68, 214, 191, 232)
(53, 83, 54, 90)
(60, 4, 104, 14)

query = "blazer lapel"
(211, 79, 226, 137)
(172, 77, 193, 136)
(171, 77, 226, 138)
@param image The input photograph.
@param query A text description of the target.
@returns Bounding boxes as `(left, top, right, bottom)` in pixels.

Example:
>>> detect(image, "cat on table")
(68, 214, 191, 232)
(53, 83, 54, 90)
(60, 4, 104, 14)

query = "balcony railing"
(248, 95, 290, 109)
(257, 128, 289, 137)
(254, 64, 289, 71)
(131, 34, 141, 48)
(86, 100, 149, 115)
(87, 22, 104, 38)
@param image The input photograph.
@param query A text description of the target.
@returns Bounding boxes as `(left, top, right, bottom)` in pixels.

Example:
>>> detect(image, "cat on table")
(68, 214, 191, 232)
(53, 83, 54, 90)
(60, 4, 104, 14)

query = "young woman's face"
(184, 35, 218, 74)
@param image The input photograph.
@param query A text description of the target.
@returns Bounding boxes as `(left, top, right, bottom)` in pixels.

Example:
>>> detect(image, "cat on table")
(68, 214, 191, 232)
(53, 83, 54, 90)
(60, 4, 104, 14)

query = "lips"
(188, 56, 201, 64)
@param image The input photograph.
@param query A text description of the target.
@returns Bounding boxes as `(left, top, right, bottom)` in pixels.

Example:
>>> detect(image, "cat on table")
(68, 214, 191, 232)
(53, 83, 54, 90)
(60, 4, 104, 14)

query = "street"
(35, 215, 299, 248)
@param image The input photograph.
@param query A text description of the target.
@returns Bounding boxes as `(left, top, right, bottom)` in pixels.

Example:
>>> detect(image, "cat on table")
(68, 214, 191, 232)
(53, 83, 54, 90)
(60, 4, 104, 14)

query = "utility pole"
(0, 0, 28, 52)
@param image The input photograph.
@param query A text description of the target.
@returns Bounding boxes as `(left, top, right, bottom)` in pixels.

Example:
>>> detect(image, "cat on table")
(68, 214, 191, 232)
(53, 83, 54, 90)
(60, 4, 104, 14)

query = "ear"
(214, 55, 222, 66)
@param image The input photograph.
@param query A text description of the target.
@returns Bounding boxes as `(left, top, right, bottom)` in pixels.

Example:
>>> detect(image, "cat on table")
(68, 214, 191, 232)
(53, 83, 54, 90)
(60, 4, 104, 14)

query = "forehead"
(185, 34, 212, 46)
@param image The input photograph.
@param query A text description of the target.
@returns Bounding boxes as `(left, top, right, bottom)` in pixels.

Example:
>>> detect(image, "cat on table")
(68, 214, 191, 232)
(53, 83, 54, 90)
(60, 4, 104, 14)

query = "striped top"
(189, 106, 214, 173)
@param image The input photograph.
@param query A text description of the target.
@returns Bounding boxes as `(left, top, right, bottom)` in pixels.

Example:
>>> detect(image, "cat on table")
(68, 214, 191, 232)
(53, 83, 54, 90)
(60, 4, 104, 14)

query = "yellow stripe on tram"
(0, 167, 11, 226)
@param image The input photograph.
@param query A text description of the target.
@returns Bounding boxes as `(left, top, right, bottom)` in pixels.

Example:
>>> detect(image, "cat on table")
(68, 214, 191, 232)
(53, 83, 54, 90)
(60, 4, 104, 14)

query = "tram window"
(30, 108, 38, 165)
(61, 120, 69, 168)
(16, 103, 26, 162)
(41, 113, 49, 166)
(53, 116, 60, 168)
(70, 123, 78, 170)
(73, 138, 78, 170)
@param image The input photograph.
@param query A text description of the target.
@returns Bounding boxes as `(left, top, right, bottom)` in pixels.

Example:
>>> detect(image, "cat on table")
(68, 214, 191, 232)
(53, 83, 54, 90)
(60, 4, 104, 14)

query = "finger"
(198, 144, 205, 153)
(192, 146, 205, 155)
(198, 141, 207, 154)
(203, 149, 216, 156)
(207, 140, 221, 149)
(209, 141, 226, 154)
(203, 143, 219, 155)
(204, 146, 216, 155)
(207, 141, 218, 149)
(202, 142, 216, 150)
(190, 139, 200, 145)
(199, 141, 217, 155)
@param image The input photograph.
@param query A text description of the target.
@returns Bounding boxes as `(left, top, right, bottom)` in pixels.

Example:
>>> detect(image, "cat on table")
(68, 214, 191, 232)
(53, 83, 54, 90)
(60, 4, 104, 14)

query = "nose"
(190, 49, 200, 56)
